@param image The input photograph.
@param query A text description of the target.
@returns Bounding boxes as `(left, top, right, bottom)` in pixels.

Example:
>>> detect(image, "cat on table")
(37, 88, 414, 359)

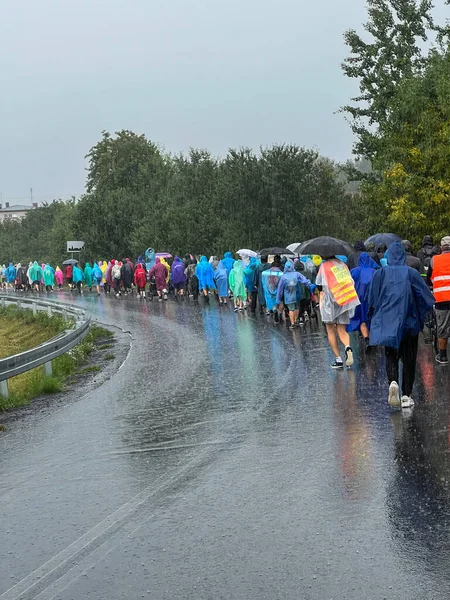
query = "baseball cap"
(441, 236, 450, 247)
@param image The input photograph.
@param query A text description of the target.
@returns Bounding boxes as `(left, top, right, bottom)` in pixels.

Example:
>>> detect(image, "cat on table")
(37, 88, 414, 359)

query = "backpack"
(112, 264, 122, 280)
(423, 247, 433, 269)
(93, 265, 102, 280)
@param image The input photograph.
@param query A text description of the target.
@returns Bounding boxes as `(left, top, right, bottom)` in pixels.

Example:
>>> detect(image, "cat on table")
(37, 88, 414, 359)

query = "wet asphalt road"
(2, 293, 450, 599)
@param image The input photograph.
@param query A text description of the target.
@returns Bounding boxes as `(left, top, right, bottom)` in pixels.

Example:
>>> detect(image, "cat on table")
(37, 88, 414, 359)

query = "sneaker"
(303, 311, 309, 323)
(289, 324, 295, 330)
(401, 395, 415, 409)
(158, 297, 162, 302)
(388, 382, 401, 408)
(331, 359, 344, 369)
(345, 346, 354, 367)
(274, 312, 279, 323)
(234, 307, 238, 312)
(164, 294, 168, 301)
(435, 353, 449, 365)
(266, 310, 270, 316)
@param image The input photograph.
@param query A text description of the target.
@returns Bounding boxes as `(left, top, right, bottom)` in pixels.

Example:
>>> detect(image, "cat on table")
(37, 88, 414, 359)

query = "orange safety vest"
(431, 253, 450, 303)
(322, 260, 359, 306)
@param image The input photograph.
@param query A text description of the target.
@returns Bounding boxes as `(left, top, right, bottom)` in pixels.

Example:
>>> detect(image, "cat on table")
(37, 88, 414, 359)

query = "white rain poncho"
(316, 258, 360, 323)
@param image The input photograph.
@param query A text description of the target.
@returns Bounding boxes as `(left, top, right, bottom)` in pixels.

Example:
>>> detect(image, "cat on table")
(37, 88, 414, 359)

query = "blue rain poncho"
(72, 265, 84, 284)
(5, 262, 16, 283)
(368, 242, 434, 349)
(347, 252, 379, 332)
(222, 252, 235, 276)
(244, 257, 258, 292)
(276, 261, 312, 306)
(145, 248, 156, 272)
(214, 261, 229, 297)
(196, 255, 216, 291)
(262, 266, 283, 311)
(229, 260, 246, 299)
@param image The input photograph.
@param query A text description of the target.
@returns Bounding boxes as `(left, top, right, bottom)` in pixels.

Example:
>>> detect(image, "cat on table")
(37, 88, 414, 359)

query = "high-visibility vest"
(431, 253, 450, 303)
(322, 260, 359, 306)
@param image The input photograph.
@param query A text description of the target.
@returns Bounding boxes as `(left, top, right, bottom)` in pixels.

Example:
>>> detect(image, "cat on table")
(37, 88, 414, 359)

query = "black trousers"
(249, 290, 258, 313)
(385, 334, 419, 397)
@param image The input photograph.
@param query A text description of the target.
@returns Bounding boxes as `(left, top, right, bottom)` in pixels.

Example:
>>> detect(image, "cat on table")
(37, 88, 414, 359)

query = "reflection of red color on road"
(417, 351, 435, 402)
(340, 425, 373, 500)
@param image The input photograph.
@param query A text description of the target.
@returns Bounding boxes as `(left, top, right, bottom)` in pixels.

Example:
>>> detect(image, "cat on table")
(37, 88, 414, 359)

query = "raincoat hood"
(386, 241, 406, 266)
(232, 261, 244, 273)
(422, 235, 434, 247)
(156, 257, 161, 264)
(358, 252, 380, 270)
(200, 255, 208, 263)
(224, 252, 232, 259)
(354, 240, 366, 252)
(284, 261, 294, 273)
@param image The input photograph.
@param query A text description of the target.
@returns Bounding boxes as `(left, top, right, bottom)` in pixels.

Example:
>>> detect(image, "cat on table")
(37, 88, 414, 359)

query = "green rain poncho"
(229, 261, 246, 299)
(29, 261, 43, 282)
(84, 263, 93, 287)
(43, 264, 55, 286)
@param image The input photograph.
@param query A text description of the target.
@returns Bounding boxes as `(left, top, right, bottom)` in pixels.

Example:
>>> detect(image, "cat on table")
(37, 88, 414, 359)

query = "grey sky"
(1, 0, 447, 202)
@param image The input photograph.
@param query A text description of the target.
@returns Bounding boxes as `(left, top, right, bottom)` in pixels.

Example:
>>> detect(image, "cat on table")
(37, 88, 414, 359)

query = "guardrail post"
(47, 306, 52, 317)
(44, 361, 53, 377)
(17, 300, 21, 309)
(33, 304, 37, 316)
(0, 379, 8, 399)
(0, 298, 5, 309)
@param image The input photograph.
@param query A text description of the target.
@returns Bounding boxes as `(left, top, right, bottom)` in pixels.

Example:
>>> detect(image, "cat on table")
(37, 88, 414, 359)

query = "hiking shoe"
(289, 324, 295, 330)
(331, 359, 344, 369)
(401, 395, 415, 409)
(234, 307, 238, 312)
(436, 353, 449, 365)
(388, 382, 401, 408)
(345, 346, 354, 367)
(303, 311, 309, 323)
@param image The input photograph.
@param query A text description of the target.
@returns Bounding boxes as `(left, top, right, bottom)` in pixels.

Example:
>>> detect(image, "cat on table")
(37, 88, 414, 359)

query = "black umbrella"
(364, 233, 401, 248)
(259, 246, 294, 256)
(297, 236, 353, 258)
(62, 258, 79, 266)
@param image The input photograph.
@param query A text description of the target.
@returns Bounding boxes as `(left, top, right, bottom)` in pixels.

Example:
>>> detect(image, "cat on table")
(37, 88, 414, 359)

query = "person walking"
(111, 260, 122, 297)
(429, 236, 450, 365)
(244, 257, 258, 313)
(229, 260, 246, 312)
(347, 252, 379, 351)
(149, 257, 168, 301)
(121, 259, 134, 294)
(16, 264, 28, 291)
(92, 262, 104, 295)
(185, 259, 199, 302)
(43, 264, 55, 293)
(276, 261, 312, 329)
(134, 262, 147, 299)
(316, 255, 360, 369)
(255, 256, 271, 314)
(347, 241, 367, 271)
(368, 241, 434, 409)
(417, 235, 435, 271)
(55, 266, 64, 289)
(401, 240, 425, 275)
(213, 260, 229, 306)
(261, 255, 284, 321)
(196, 255, 216, 303)
(64, 263, 73, 289)
(171, 256, 187, 299)
(222, 252, 235, 278)
(72, 263, 84, 294)
(29, 261, 43, 292)
(84, 263, 94, 292)
(5, 262, 16, 289)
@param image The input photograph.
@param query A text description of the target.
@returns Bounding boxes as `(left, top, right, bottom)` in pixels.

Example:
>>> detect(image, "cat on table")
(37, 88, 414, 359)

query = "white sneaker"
(401, 395, 415, 409)
(388, 382, 401, 408)
(345, 346, 354, 367)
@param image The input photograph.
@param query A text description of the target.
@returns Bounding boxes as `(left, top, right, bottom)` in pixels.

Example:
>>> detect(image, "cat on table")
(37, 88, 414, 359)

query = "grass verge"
(0, 308, 114, 411)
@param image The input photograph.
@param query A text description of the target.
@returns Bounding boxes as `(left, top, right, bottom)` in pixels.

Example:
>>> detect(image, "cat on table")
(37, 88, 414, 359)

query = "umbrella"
(297, 236, 353, 259)
(364, 233, 401, 248)
(156, 252, 173, 259)
(237, 249, 258, 257)
(62, 259, 78, 265)
(259, 247, 294, 257)
(286, 243, 302, 255)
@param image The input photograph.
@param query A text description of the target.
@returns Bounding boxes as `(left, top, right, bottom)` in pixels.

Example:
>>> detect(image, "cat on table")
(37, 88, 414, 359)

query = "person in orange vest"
(316, 256, 360, 369)
(429, 236, 450, 365)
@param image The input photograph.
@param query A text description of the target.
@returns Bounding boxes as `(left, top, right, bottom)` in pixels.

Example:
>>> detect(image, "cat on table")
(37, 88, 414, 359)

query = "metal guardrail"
(0, 294, 91, 397)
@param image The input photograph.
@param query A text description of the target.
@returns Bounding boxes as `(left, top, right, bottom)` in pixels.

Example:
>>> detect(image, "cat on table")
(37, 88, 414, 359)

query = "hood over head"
(284, 261, 294, 273)
(224, 251, 232, 259)
(354, 240, 366, 252)
(422, 235, 434, 247)
(156, 257, 161, 264)
(358, 252, 380, 269)
(401, 240, 413, 254)
(386, 241, 406, 266)
(272, 254, 282, 268)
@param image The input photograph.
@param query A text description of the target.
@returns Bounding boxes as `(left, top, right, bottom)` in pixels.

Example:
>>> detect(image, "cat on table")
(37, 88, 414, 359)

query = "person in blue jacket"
(196, 255, 216, 303)
(72, 264, 85, 295)
(276, 261, 313, 329)
(368, 241, 434, 409)
(214, 261, 229, 306)
(222, 252, 235, 277)
(347, 252, 379, 351)
(244, 256, 258, 312)
(5, 262, 16, 288)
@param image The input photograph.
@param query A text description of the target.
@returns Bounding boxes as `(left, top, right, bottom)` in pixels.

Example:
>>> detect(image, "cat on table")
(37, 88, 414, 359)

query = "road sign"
(67, 241, 85, 252)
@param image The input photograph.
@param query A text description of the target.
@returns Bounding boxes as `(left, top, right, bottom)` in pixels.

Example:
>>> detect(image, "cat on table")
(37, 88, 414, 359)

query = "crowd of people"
(1, 235, 449, 411)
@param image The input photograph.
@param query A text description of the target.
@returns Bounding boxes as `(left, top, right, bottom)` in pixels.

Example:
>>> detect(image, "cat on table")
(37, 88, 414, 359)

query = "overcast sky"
(0, 0, 447, 203)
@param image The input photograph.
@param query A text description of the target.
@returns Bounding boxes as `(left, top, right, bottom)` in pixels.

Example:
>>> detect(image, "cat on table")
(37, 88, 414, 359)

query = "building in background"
(0, 202, 38, 223)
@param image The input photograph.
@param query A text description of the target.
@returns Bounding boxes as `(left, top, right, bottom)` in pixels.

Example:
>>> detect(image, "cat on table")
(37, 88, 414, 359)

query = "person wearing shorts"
(430, 236, 450, 365)
(316, 257, 359, 368)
